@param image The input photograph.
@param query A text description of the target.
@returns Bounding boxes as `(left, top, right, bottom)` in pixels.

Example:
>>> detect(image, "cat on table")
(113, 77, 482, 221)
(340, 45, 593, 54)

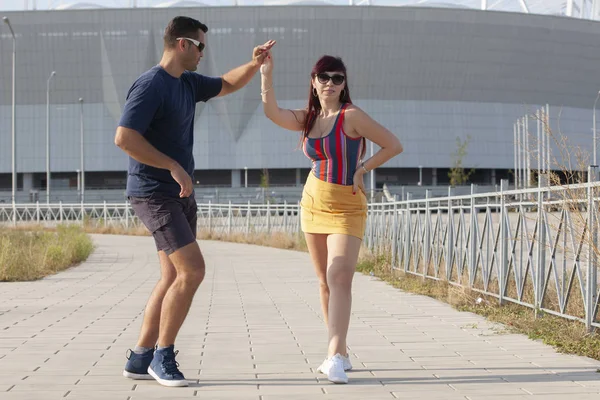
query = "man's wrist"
(167, 160, 179, 172)
(250, 58, 261, 69)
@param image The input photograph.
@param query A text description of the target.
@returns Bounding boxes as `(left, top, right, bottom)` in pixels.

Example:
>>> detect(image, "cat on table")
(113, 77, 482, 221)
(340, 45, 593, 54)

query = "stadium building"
(1, 0, 600, 202)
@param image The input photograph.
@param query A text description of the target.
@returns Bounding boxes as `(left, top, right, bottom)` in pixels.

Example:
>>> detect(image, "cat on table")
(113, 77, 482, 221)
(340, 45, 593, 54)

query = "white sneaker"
(317, 358, 330, 374)
(317, 354, 352, 373)
(342, 354, 352, 371)
(327, 354, 348, 384)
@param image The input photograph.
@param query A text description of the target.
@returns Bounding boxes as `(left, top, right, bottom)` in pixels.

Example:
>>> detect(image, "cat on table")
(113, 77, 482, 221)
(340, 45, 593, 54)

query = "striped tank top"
(303, 103, 365, 186)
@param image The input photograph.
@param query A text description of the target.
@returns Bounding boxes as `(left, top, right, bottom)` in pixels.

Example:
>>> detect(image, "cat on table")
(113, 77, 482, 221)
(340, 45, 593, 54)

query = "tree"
(260, 168, 269, 188)
(259, 168, 274, 203)
(448, 135, 475, 187)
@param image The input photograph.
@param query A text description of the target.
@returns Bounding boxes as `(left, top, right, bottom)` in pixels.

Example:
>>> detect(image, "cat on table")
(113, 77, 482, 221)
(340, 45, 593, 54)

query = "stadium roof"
(3, 0, 600, 21)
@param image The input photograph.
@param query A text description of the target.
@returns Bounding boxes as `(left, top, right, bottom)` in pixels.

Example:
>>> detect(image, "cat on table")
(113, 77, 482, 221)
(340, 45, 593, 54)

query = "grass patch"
(84, 223, 150, 237)
(196, 229, 308, 252)
(83, 224, 308, 252)
(0, 225, 94, 282)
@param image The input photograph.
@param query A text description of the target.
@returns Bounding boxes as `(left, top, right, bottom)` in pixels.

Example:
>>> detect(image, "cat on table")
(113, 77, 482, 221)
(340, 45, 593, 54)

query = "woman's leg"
(304, 233, 329, 324)
(325, 234, 361, 358)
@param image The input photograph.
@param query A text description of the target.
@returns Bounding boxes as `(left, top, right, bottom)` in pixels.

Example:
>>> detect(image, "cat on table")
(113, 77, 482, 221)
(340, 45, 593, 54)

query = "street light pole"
(517, 119, 522, 190)
(76, 169, 80, 199)
(244, 166, 248, 188)
(525, 116, 530, 188)
(593, 90, 600, 166)
(46, 71, 56, 204)
(513, 122, 518, 189)
(3, 17, 16, 214)
(79, 98, 85, 203)
(546, 104, 550, 178)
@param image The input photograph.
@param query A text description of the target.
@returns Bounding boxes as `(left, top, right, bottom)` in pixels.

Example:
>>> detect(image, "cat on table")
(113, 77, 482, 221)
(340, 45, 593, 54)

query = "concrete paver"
(0, 234, 599, 399)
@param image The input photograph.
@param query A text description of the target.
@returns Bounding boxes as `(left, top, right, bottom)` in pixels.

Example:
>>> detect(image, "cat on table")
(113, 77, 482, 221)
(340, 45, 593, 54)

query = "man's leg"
(156, 192, 202, 346)
(125, 194, 201, 386)
(147, 195, 203, 387)
(148, 242, 204, 387)
(123, 252, 176, 380)
(124, 194, 181, 380)
(136, 251, 177, 348)
(157, 241, 205, 347)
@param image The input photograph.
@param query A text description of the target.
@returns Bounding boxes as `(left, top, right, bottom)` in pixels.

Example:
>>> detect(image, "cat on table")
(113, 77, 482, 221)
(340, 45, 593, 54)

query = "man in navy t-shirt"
(115, 16, 275, 387)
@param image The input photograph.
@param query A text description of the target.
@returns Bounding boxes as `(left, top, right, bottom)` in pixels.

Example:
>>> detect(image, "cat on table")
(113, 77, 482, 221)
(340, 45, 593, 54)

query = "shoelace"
(331, 356, 344, 370)
(162, 350, 181, 377)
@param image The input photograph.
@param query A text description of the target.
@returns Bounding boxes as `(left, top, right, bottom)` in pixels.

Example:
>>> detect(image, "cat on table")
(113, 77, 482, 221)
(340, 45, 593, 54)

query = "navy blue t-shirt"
(118, 65, 222, 197)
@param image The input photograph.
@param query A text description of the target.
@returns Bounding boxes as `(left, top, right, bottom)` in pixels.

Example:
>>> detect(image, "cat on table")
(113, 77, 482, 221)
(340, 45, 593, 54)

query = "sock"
(133, 346, 153, 354)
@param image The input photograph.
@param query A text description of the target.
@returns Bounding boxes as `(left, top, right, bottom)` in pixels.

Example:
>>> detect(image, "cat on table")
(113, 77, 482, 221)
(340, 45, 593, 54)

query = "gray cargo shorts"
(128, 192, 198, 255)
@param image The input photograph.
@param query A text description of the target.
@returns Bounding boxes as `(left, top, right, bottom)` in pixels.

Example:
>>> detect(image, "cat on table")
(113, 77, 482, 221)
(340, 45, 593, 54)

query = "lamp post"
(3, 17, 16, 211)
(244, 166, 248, 188)
(593, 90, 600, 167)
(76, 169, 80, 200)
(546, 104, 550, 179)
(46, 71, 56, 204)
(513, 122, 518, 189)
(79, 98, 85, 203)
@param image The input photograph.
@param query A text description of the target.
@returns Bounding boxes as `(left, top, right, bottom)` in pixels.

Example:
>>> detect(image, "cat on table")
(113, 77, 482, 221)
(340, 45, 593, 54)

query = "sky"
(0, 0, 586, 18)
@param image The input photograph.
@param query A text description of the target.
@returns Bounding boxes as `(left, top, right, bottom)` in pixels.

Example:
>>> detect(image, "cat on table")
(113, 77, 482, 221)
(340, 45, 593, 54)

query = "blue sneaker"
(148, 345, 188, 387)
(123, 348, 154, 380)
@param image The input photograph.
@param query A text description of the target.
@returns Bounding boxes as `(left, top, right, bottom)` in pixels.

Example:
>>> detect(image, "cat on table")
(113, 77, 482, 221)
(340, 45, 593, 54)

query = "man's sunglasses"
(177, 37, 205, 53)
(316, 73, 345, 85)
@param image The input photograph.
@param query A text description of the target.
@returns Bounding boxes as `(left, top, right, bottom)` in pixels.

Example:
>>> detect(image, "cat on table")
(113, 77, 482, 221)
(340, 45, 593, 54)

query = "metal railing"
(0, 184, 499, 205)
(366, 169, 600, 331)
(2, 170, 599, 329)
(0, 186, 306, 205)
(0, 200, 302, 234)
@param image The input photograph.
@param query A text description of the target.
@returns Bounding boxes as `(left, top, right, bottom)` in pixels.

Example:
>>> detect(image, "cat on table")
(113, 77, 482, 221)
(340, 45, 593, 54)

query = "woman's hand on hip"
(353, 169, 366, 196)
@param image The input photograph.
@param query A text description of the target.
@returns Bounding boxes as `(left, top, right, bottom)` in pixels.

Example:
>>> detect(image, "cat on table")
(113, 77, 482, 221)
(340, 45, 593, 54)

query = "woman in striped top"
(260, 53, 403, 384)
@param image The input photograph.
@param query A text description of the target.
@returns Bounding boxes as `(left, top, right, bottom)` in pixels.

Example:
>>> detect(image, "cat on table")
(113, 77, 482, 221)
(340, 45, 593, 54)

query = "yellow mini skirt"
(300, 172, 368, 239)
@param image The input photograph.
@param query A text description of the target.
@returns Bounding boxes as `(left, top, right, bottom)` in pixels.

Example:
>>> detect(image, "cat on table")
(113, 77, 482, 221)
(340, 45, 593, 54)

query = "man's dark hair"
(164, 16, 208, 48)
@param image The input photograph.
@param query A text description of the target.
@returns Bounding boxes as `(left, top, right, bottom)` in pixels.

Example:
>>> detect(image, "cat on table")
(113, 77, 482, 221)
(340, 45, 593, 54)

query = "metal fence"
(0, 201, 302, 233)
(366, 171, 600, 331)
(2, 172, 599, 330)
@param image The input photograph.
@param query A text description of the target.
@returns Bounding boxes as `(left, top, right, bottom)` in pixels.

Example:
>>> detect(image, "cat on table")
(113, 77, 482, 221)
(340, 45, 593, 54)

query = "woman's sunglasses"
(316, 73, 345, 86)
(177, 37, 205, 53)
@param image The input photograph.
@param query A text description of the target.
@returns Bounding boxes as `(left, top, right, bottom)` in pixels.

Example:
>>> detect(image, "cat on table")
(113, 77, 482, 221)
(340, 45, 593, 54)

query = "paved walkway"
(1, 235, 600, 400)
